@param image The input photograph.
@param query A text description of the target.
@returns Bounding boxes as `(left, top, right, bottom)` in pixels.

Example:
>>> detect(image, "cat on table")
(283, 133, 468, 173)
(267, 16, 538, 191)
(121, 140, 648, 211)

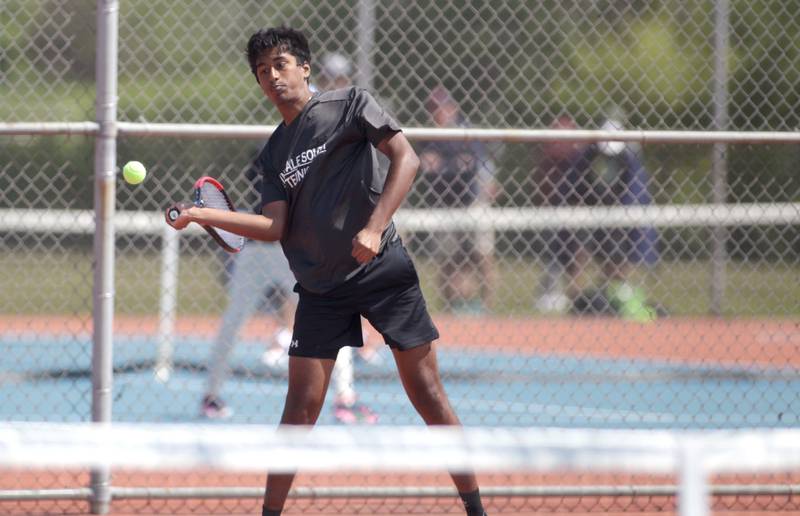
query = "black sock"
(262, 505, 281, 516)
(459, 489, 486, 516)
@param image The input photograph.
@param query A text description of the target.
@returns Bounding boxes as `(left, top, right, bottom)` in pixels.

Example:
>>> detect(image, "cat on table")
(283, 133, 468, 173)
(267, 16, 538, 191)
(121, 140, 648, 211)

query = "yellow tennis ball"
(122, 161, 147, 185)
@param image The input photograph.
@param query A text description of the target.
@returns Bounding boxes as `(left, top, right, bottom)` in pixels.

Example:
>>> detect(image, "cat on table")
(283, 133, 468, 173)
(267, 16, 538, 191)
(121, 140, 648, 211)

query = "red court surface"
(3, 314, 798, 367)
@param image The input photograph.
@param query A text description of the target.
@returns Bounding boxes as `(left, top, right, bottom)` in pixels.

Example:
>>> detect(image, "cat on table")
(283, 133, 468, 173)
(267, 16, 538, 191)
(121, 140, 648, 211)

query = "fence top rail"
(2, 122, 800, 144)
(0, 122, 100, 137)
(112, 124, 800, 144)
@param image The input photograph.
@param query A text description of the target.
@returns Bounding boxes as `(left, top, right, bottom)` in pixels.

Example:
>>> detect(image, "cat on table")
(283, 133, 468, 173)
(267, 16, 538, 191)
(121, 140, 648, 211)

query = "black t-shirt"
(258, 87, 401, 293)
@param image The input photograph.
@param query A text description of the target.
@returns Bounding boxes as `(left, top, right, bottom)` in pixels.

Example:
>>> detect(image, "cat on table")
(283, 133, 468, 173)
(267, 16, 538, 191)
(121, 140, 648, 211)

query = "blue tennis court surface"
(3, 334, 799, 428)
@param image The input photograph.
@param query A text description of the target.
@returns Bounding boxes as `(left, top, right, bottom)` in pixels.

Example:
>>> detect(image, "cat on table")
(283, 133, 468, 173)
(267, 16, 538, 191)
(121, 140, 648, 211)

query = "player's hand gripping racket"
(167, 176, 245, 253)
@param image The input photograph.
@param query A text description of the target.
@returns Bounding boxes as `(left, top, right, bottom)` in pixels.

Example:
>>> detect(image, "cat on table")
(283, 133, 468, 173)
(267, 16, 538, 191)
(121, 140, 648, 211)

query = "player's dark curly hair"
(246, 27, 311, 82)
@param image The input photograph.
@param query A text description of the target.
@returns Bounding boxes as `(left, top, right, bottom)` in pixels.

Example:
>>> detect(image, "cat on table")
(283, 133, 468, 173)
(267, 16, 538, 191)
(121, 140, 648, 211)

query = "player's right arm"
(165, 200, 287, 242)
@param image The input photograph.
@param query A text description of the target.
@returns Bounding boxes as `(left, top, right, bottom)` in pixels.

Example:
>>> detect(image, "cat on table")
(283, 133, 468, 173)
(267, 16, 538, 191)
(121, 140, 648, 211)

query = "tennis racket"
(167, 176, 245, 253)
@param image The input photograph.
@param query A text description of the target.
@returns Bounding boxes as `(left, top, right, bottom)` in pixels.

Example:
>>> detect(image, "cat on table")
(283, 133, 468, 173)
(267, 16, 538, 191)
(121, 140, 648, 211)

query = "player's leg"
(263, 355, 335, 513)
(264, 284, 364, 513)
(359, 238, 486, 515)
(392, 344, 485, 515)
(391, 344, 473, 475)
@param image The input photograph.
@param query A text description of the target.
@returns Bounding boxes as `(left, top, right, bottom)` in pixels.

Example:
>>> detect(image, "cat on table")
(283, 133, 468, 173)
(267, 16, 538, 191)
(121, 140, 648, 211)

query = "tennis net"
(2, 422, 800, 515)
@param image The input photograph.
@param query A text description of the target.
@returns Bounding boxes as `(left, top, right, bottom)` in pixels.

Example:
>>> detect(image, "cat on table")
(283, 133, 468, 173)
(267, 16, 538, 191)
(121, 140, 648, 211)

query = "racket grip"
(167, 207, 180, 222)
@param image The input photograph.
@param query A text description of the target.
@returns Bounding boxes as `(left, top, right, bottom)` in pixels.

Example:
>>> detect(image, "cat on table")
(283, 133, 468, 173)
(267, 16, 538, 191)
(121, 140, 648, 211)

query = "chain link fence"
(2, 0, 799, 514)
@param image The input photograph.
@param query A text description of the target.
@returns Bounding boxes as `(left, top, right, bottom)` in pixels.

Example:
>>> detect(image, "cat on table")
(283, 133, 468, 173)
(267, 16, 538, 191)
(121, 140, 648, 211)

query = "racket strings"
(198, 183, 245, 250)
(199, 183, 231, 211)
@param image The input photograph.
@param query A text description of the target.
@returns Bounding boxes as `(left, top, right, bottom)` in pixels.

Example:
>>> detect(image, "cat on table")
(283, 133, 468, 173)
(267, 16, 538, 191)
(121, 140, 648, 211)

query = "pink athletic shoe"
(201, 395, 233, 419)
(333, 400, 378, 424)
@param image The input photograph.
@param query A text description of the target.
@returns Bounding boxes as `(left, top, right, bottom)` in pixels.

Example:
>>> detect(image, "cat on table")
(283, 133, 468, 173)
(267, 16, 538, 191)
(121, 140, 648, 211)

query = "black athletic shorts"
(289, 237, 440, 360)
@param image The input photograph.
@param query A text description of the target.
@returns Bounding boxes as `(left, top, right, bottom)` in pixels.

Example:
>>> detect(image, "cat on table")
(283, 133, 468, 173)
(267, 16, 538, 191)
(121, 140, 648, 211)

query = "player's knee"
(281, 393, 324, 424)
(407, 379, 449, 415)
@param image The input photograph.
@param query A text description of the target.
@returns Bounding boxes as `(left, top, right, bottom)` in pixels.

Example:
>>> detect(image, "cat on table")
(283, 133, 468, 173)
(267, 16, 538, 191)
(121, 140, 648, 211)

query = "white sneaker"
(535, 292, 570, 313)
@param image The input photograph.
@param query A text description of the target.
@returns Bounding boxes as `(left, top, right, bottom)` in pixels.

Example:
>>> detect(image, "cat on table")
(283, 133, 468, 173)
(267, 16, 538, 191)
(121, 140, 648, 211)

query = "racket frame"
(167, 176, 244, 253)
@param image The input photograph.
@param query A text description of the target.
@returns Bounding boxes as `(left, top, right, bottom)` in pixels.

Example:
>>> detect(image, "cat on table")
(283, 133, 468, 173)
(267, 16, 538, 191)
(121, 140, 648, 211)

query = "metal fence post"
(710, 0, 730, 315)
(155, 225, 180, 383)
(678, 438, 709, 516)
(91, 0, 119, 513)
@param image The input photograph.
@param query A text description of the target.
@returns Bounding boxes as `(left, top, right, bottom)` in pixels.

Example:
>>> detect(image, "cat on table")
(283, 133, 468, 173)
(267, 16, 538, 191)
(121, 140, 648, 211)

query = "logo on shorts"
(280, 143, 327, 189)
(290, 339, 299, 349)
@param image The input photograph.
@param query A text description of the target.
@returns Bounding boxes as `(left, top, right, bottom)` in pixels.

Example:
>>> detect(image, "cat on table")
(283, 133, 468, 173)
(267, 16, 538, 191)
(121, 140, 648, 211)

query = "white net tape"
(2, 423, 800, 475)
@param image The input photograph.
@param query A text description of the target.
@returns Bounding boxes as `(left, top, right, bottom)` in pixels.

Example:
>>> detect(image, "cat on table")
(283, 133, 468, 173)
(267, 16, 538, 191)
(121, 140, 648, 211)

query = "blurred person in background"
(534, 113, 659, 321)
(201, 166, 297, 420)
(534, 115, 585, 314)
(410, 85, 497, 314)
(315, 52, 353, 92)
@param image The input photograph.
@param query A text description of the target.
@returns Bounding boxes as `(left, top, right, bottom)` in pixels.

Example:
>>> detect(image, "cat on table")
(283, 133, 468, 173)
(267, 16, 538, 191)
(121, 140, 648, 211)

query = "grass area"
(0, 250, 226, 316)
(416, 258, 800, 317)
(2, 250, 798, 317)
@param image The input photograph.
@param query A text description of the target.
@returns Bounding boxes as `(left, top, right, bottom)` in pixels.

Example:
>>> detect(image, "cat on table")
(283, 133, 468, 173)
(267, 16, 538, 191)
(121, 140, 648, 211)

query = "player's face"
(255, 48, 311, 106)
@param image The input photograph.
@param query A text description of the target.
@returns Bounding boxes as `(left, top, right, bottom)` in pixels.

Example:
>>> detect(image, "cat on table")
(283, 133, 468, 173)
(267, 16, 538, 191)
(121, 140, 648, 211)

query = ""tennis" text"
(280, 143, 327, 188)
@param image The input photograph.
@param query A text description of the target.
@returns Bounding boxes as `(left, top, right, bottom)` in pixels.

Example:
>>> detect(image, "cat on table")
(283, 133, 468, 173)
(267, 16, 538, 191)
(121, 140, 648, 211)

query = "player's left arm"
(351, 131, 420, 264)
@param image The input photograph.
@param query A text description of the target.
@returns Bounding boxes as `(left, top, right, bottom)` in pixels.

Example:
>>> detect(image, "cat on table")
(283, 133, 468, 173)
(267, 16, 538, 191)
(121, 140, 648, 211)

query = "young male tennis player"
(165, 26, 487, 516)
